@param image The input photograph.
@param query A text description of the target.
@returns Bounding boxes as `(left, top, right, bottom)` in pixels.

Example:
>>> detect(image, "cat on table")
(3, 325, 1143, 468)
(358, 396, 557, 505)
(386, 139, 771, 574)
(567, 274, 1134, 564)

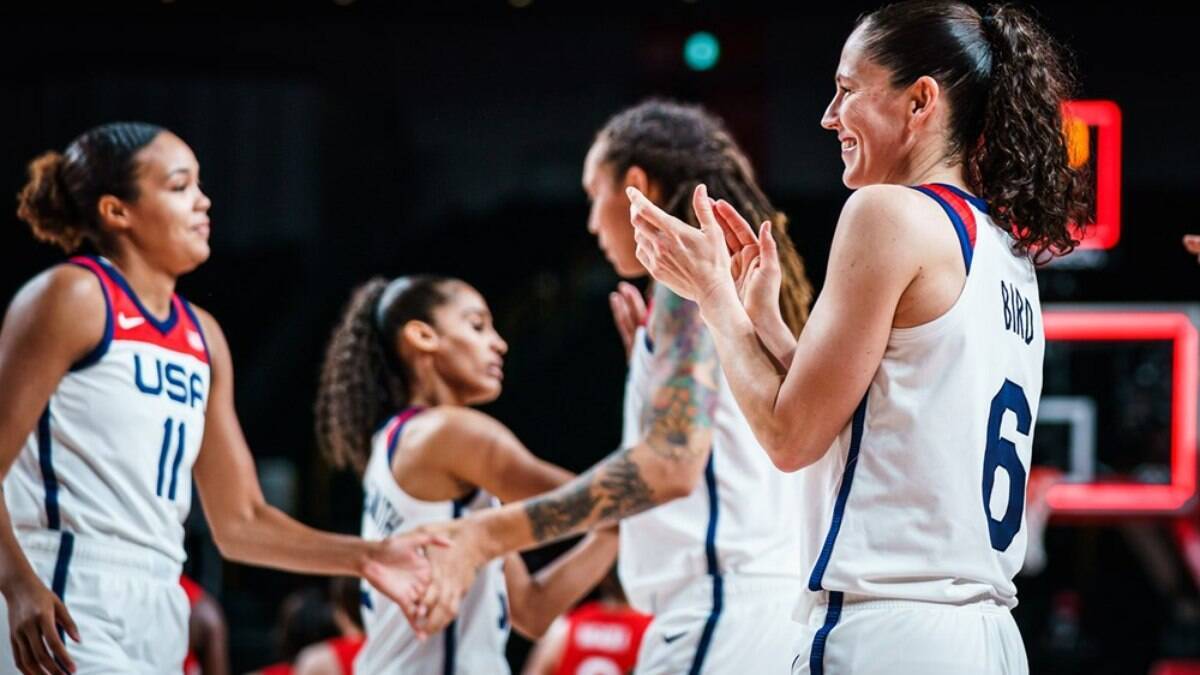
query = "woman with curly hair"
(315, 276, 618, 674)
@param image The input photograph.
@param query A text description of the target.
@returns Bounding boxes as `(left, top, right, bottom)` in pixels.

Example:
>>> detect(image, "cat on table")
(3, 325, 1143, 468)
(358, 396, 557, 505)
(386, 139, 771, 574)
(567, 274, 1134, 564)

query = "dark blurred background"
(1, 1, 1197, 673)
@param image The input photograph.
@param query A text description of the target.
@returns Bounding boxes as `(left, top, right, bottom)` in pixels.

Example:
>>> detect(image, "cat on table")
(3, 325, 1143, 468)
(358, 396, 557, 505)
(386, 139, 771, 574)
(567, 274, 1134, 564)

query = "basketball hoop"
(1023, 466, 1064, 575)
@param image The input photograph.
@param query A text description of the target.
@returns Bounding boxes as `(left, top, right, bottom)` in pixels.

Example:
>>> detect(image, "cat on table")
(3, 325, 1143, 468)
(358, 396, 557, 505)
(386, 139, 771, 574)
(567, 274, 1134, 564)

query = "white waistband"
(810, 591, 1010, 616)
(17, 529, 182, 580)
(642, 574, 806, 615)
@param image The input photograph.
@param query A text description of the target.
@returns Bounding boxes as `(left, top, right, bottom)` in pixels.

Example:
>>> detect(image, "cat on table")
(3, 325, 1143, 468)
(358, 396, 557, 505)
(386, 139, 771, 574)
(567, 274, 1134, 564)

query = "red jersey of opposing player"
(555, 602, 652, 675)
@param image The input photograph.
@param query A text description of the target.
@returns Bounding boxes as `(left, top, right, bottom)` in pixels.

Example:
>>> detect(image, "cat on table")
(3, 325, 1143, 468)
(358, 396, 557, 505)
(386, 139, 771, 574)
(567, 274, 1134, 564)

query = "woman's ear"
(400, 320, 439, 353)
(623, 165, 662, 204)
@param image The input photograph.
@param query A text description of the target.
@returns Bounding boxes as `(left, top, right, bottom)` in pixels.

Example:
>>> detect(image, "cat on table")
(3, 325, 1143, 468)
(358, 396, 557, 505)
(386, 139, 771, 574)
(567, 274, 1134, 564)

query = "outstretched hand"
(361, 530, 450, 637)
(406, 521, 488, 639)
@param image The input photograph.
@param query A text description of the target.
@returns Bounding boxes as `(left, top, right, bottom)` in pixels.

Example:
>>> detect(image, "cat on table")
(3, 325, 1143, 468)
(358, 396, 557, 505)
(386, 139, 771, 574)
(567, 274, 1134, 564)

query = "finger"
(416, 579, 439, 621)
(626, 187, 678, 234)
(715, 199, 759, 247)
(398, 585, 428, 637)
(423, 584, 459, 635)
(53, 600, 79, 645)
(634, 239, 656, 272)
(610, 293, 635, 350)
(39, 613, 73, 673)
(691, 185, 722, 241)
(26, 626, 60, 675)
(1184, 234, 1200, 253)
(408, 532, 452, 550)
(710, 200, 742, 252)
(759, 221, 779, 268)
(12, 633, 35, 675)
(617, 282, 647, 322)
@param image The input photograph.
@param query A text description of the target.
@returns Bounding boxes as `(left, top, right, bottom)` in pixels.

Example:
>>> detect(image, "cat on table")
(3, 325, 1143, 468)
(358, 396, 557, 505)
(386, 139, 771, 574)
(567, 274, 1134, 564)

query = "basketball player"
(315, 276, 619, 674)
(521, 567, 652, 675)
(409, 100, 817, 674)
(626, 2, 1091, 673)
(0, 123, 439, 675)
(290, 578, 365, 675)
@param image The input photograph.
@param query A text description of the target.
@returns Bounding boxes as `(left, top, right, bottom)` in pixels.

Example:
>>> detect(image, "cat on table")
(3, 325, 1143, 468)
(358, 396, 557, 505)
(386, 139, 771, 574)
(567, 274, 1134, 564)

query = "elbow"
(768, 449, 812, 474)
(655, 460, 705, 502)
(209, 501, 272, 563)
(510, 600, 555, 640)
(761, 428, 831, 474)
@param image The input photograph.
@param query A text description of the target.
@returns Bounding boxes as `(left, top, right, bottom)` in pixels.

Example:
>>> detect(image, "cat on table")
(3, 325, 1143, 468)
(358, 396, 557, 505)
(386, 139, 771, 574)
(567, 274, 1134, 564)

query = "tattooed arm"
(522, 283, 718, 540)
(414, 284, 719, 631)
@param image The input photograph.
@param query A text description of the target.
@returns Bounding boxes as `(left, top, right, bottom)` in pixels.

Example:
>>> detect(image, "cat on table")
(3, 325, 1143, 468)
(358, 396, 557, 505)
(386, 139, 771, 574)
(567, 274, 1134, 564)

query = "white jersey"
(4, 255, 210, 570)
(800, 184, 1044, 613)
(356, 407, 510, 675)
(618, 316, 807, 612)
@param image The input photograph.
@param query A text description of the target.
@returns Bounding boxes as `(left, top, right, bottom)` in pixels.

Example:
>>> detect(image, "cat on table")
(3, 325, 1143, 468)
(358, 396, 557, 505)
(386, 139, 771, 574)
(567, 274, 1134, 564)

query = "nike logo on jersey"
(117, 312, 145, 330)
(663, 631, 687, 644)
(187, 330, 205, 352)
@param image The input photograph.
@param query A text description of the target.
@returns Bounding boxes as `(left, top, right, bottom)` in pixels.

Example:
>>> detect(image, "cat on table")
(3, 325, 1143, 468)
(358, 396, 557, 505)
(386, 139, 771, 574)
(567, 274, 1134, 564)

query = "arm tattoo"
(596, 450, 654, 520)
(523, 448, 655, 543)
(641, 286, 720, 461)
(521, 289, 716, 544)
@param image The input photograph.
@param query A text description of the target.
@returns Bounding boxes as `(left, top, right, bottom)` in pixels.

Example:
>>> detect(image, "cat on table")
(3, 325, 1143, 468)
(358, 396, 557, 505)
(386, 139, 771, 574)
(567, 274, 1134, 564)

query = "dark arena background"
(1, 1, 1198, 673)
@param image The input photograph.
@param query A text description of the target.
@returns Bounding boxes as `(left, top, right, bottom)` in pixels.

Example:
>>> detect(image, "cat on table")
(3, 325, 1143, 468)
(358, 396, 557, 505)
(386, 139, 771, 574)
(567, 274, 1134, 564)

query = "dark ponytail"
(16, 121, 164, 253)
(859, 1, 1091, 261)
(315, 275, 455, 474)
(975, 5, 1091, 260)
(598, 99, 813, 335)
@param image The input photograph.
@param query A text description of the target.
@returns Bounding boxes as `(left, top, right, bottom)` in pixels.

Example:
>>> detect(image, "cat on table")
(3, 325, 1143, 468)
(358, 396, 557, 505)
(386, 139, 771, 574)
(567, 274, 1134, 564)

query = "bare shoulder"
(12, 264, 106, 318)
(3, 264, 107, 357)
(408, 405, 514, 448)
(838, 185, 932, 238)
(182, 300, 231, 362)
(184, 302, 221, 341)
(292, 641, 338, 675)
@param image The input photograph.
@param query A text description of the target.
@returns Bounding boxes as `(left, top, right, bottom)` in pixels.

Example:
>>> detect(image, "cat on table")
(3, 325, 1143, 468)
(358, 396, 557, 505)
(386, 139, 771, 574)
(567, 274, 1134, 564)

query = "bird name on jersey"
(364, 488, 405, 536)
(134, 354, 207, 408)
(999, 280, 1035, 345)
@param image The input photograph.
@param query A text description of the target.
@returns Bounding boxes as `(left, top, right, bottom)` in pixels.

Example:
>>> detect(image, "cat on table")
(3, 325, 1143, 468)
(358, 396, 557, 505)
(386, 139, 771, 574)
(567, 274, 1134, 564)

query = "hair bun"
(16, 150, 86, 253)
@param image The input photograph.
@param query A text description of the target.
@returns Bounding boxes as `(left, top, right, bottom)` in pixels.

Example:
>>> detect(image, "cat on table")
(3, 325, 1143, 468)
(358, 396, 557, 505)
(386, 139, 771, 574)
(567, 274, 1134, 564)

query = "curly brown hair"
(314, 276, 455, 474)
(597, 100, 813, 336)
(858, 1, 1092, 261)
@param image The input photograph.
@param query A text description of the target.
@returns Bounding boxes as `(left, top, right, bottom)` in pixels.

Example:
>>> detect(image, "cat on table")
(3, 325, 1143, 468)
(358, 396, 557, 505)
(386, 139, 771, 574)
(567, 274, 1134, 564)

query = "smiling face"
(114, 132, 213, 275)
(820, 25, 916, 189)
(582, 137, 647, 279)
(425, 283, 509, 405)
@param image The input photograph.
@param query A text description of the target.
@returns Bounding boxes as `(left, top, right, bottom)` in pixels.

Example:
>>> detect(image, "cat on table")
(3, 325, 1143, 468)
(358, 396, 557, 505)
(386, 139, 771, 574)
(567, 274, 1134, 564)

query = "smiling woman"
(625, 2, 1092, 674)
(0, 122, 439, 675)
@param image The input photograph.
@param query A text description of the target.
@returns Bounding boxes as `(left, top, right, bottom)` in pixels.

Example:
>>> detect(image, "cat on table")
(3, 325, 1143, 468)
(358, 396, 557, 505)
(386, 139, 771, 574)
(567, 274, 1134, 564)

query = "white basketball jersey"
(617, 314, 807, 613)
(801, 184, 1044, 610)
(4, 256, 210, 567)
(356, 407, 511, 675)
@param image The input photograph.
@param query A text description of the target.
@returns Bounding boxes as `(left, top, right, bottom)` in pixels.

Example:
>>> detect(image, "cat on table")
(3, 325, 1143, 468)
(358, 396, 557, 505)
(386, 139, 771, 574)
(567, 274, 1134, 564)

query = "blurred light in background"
(684, 31, 720, 71)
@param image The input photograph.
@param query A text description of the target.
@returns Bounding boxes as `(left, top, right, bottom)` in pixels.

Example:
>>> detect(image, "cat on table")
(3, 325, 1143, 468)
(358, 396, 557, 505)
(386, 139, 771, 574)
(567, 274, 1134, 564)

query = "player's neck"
(104, 248, 177, 320)
(406, 362, 465, 408)
(889, 140, 967, 192)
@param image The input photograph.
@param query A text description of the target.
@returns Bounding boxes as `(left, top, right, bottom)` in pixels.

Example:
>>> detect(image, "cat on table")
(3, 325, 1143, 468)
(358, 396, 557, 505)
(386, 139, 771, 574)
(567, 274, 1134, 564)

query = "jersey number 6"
(982, 379, 1030, 551)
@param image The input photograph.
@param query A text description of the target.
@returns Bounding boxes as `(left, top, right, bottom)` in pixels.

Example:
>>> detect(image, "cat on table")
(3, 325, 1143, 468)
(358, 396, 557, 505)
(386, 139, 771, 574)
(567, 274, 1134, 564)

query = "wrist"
(696, 280, 739, 327)
(0, 562, 40, 596)
(357, 538, 385, 578)
(463, 512, 505, 563)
